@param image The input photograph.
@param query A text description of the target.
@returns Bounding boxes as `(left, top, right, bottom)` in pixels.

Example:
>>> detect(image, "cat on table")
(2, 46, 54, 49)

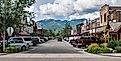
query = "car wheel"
(78, 45, 82, 48)
(73, 44, 76, 47)
(85, 45, 89, 48)
(33, 42, 37, 46)
(21, 46, 26, 51)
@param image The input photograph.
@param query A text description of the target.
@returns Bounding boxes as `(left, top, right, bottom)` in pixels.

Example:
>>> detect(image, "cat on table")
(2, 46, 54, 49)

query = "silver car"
(7, 39, 29, 51)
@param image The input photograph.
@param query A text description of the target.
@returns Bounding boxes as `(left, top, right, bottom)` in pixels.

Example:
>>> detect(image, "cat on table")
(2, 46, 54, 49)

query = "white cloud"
(25, 6, 36, 12)
(69, 11, 100, 20)
(80, 11, 100, 20)
(74, 0, 98, 11)
(39, 0, 74, 17)
(69, 13, 81, 20)
(25, 0, 121, 21)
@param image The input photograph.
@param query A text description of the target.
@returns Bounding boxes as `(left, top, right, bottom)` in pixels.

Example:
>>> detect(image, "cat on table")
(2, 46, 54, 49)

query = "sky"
(25, 0, 121, 22)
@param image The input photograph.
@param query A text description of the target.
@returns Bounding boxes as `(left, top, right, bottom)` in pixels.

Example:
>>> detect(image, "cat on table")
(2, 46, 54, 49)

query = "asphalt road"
(23, 39, 82, 54)
(0, 58, 120, 61)
(0, 39, 121, 61)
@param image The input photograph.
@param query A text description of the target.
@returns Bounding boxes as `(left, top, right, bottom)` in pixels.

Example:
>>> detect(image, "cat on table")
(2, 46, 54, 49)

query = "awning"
(19, 31, 28, 35)
(96, 27, 104, 33)
(109, 22, 121, 32)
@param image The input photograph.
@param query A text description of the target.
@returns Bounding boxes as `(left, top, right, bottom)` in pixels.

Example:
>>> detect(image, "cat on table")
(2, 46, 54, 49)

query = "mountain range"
(36, 19, 87, 30)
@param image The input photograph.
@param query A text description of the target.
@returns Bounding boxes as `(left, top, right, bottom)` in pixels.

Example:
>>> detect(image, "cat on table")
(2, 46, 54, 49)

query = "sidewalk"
(0, 53, 7, 56)
(100, 53, 121, 57)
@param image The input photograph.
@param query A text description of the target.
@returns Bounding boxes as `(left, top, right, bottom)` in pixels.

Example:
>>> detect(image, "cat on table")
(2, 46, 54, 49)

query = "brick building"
(100, 4, 121, 42)
(77, 4, 121, 42)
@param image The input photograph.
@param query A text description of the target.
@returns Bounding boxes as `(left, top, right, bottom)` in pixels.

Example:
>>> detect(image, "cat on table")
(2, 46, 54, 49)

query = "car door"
(14, 40, 25, 48)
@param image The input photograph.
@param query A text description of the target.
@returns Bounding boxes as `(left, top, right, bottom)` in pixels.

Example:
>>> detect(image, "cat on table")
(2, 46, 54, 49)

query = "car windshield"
(24, 38, 32, 41)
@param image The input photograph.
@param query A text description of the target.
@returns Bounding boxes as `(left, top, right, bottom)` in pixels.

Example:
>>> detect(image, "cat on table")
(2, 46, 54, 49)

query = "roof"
(96, 27, 104, 33)
(19, 31, 29, 35)
(109, 22, 121, 32)
(109, 6, 121, 10)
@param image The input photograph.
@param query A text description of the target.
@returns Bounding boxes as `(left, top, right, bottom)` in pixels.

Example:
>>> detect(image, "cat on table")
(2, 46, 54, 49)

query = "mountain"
(36, 19, 87, 30)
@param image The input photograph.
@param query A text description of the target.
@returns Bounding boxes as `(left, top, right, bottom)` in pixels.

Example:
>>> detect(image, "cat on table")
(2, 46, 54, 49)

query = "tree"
(0, 0, 35, 51)
(56, 31, 61, 37)
(60, 21, 72, 37)
(0, 0, 35, 33)
(46, 29, 55, 37)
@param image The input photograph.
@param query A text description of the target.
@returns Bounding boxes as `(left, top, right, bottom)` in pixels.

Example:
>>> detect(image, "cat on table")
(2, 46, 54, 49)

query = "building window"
(101, 15, 102, 23)
(104, 13, 106, 22)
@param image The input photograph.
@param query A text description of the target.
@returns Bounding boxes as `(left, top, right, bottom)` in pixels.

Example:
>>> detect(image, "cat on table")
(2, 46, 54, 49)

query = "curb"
(83, 51, 121, 58)
(0, 53, 8, 56)
(99, 54, 121, 58)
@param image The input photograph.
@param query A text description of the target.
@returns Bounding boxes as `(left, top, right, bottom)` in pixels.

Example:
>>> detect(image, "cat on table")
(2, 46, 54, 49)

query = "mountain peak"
(36, 19, 87, 30)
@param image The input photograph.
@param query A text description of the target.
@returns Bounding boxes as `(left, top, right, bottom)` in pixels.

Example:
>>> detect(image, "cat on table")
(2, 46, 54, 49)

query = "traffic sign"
(7, 27, 14, 36)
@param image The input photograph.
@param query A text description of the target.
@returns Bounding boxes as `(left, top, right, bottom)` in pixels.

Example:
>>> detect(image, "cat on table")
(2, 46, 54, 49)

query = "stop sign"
(7, 27, 14, 36)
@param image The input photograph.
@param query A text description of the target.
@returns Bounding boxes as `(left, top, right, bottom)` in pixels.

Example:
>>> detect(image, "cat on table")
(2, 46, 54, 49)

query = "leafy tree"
(0, 0, 35, 33)
(46, 29, 55, 37)
(0, 0, 35, 51)
(56, 31, 61, 37)
(60, 21, 72, 37)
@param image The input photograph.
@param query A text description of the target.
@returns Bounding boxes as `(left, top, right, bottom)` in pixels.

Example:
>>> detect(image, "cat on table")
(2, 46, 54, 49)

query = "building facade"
(77, 4, 121, 42)
(100, 4, 121, 42)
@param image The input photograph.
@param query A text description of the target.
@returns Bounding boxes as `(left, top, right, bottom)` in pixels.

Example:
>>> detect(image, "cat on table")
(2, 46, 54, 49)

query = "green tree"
(0, 0, 35, 51)
(56, 31, 61, 37)
(0, 0, 35, 33)
(46, 29, 55, 37)
(60, 21, 72, 37)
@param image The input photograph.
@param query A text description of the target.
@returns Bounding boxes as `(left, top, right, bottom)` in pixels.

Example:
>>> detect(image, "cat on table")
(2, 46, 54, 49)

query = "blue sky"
(25, 0, 121, 22)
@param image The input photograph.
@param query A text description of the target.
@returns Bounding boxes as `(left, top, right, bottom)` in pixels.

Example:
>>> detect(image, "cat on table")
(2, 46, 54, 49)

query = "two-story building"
(76, 4, 121, 42)
(100, 4, 121, 42)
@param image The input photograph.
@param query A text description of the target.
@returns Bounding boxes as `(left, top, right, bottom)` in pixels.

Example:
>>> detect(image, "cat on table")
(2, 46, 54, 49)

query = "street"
(22, 39, 82, 54)
(0, 0, 121, 61)
(0, 39, 121, 61)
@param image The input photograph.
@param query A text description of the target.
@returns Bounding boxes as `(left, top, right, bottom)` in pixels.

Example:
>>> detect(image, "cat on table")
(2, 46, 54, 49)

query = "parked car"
(7, 39, 29, 51)
(40, 37, 47, 42)
(8, 37, 33, 46)
(71, 36, 101, 48)
(64, 37, 69, 41)
(22, 37, 34, 46)
(68, 35, 81, 42)
(31, 36, 44, 44)
(70, 39, 76, 45)
(43, 36, 49, 41)
(57, 38, 62, 42)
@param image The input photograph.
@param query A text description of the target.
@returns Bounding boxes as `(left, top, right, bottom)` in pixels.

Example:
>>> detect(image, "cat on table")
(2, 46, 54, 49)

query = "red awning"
(19, 31, 28, 35)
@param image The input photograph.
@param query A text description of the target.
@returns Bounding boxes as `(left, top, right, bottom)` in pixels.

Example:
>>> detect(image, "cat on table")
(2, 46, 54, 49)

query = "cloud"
(39, 0, 75, 19)
(80, 11, 100, 20)
(25, 0, 121, 21)
(25, 6, 37, 12)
